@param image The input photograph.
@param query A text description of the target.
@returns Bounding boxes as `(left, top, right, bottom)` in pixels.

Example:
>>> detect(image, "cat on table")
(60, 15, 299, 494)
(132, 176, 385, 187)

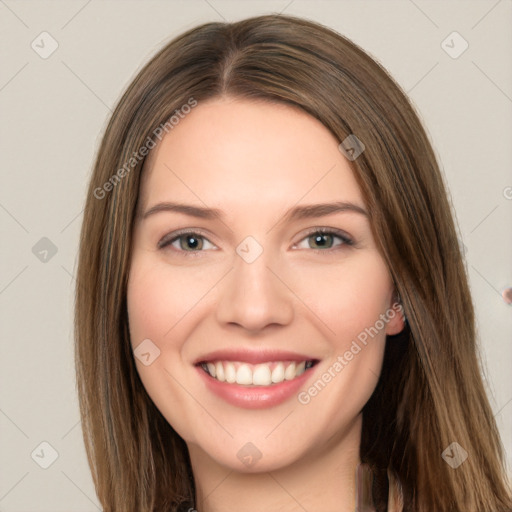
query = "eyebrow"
(141, 200, 368, 223)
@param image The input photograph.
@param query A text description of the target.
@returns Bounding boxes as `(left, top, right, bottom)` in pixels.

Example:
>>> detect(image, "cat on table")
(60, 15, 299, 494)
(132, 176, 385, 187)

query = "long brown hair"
(74, 14, 512, 511)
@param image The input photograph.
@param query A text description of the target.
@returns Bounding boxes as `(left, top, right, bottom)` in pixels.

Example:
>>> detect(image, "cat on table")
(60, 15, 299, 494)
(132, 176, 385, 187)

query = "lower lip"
(196, 364, 317, 409)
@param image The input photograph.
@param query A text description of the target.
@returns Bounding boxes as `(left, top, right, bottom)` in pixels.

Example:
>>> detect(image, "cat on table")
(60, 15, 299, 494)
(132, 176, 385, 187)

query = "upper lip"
(194, 349, 318, 365)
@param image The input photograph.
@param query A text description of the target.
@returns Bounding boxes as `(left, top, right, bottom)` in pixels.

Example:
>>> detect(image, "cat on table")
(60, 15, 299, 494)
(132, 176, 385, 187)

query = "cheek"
(127, 269, 173, 347)
(126, 256, 209, 439)
(127, 256, 211, 348)
(293, 254, 392, 426)
(126, 255, 194, 395)
(290, 251, 392, 344)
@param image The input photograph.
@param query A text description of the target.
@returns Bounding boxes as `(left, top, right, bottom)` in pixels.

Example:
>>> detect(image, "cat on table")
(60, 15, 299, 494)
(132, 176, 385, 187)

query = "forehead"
(138, 97, 364, 215)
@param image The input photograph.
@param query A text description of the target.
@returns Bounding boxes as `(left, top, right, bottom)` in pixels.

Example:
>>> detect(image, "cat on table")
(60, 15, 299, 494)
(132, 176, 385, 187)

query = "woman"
(74, 13, 512, 512)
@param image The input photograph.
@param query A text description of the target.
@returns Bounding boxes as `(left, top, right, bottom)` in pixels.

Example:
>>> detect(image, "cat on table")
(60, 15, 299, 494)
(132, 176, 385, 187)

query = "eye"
(158, 230, 216, 253)
(293, 228, 353, 251)
(158, 227, 354, 256)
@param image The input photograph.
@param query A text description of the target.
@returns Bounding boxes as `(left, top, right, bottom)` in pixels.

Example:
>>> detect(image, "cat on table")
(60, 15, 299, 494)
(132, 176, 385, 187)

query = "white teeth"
(225, 362, 237, 383)
(203, 360, 315, 386)
(236, 364, 253, 385)
(284, 362, 296, 380)
(271, 362, 285, 383)
(215, 361, 225, 382)
(206, 362, 216, 378)
(252, 364, 272, 386)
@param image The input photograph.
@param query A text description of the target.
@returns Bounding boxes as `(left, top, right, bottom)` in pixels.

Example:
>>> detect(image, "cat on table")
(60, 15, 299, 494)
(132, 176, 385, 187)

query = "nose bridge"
(215, 239, 294, 331)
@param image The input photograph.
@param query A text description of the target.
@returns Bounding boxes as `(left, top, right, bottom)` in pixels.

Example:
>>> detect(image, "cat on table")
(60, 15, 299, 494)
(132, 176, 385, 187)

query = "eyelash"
(157, 227, 354, 256)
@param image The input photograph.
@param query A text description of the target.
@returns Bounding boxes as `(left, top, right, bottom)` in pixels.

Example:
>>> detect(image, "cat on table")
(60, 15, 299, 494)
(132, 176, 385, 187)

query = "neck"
(188, 415, 362, 512)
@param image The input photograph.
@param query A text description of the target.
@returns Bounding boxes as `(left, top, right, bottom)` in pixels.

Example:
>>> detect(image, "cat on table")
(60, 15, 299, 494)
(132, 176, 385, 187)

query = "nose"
(215, 247, 294, 333)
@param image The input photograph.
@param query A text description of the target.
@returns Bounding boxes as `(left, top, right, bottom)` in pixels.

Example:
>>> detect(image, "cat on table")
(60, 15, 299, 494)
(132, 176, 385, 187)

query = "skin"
(127, 97, 404, 512)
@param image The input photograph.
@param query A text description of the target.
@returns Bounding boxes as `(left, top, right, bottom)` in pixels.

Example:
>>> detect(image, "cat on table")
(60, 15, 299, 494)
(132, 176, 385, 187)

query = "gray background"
(1, 0, 511, 510)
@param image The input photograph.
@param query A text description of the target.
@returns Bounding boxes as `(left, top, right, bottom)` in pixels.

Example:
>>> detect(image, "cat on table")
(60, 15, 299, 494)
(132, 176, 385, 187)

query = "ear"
(385, 290, 406, 336)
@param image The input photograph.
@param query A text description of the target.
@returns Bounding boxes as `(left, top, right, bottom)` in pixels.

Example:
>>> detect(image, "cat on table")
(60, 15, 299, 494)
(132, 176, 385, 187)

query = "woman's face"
(127, 97, 404, 472)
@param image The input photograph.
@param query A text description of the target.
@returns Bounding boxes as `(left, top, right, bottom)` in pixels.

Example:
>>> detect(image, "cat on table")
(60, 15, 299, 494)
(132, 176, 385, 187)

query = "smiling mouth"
(198, 360, 319, 386)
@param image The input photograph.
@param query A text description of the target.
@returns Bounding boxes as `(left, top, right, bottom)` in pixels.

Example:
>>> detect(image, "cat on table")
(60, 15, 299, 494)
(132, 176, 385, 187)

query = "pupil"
(313, 233, 331, 248)
(185, 235, 200, 250)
